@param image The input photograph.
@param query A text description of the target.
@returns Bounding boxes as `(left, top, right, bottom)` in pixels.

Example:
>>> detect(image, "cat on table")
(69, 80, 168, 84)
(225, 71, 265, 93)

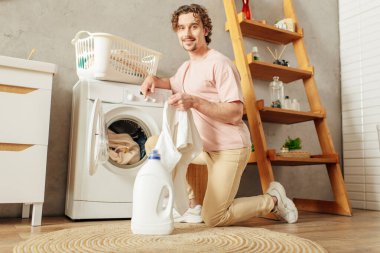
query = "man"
(140, 4, 298, 227)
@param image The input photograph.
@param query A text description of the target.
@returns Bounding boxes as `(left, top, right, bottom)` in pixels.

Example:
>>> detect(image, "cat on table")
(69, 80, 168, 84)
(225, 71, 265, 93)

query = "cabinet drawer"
(0, 65, 53, 90)
(0, 144, 47, 203)
(0, 89, 52, 145)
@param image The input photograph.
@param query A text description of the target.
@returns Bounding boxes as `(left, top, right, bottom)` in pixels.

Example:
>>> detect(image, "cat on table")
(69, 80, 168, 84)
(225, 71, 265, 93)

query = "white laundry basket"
(71, 31, 162, 84)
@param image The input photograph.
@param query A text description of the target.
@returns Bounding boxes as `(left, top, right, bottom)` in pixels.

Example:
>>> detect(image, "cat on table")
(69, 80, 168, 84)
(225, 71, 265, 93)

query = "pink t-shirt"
(169, 49, 251, 151)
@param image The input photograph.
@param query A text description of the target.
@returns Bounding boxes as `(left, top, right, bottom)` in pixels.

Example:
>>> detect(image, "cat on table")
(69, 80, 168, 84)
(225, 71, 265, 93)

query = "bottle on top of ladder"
(131, 149, 174, 235)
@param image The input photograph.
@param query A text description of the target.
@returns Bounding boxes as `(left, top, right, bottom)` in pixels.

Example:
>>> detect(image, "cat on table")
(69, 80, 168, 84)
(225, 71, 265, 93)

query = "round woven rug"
(14, 222, 327, 253)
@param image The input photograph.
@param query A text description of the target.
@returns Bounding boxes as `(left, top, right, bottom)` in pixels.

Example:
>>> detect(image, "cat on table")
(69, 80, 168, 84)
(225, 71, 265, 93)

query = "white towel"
(155, 102, 203, 215)
(107, 130, 140, 165)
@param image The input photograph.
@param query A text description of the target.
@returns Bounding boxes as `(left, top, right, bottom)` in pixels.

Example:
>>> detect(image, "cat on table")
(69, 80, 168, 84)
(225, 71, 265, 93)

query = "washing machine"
(65, 79, 172, 219)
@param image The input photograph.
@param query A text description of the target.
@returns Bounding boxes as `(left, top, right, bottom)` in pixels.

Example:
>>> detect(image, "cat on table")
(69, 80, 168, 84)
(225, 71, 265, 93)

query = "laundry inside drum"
(107, 118, 150, 168)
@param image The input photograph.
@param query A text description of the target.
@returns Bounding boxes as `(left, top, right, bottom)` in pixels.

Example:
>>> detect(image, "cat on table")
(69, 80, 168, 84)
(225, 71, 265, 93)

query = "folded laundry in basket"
(108, 130, 140, 165)
(110, 50, 149, 77)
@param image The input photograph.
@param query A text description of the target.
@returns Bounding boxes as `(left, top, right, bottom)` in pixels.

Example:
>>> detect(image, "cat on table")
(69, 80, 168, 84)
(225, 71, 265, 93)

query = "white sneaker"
(173, 205, 203, 223)
(266, 181, 298, 224)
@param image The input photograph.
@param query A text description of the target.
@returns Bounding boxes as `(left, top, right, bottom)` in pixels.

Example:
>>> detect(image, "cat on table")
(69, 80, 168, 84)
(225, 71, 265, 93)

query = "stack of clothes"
(108, 130, 140, 165)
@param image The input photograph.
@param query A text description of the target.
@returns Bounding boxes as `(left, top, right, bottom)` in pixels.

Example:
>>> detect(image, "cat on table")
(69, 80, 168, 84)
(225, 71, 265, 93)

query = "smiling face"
(176, 12, 208, 55)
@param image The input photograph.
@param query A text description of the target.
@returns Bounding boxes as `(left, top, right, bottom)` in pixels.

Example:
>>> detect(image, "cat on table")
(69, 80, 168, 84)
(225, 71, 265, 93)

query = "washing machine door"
(87, 98, 109, 175)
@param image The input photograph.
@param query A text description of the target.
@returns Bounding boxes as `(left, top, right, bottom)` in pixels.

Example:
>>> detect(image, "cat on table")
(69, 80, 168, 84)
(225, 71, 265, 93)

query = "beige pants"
(145, 136, 274, 227)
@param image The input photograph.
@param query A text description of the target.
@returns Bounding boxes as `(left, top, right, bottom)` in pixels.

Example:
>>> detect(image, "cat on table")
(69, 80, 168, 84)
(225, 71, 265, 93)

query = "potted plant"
(282, 136, 302, 151)
(279, 136, 310, 157)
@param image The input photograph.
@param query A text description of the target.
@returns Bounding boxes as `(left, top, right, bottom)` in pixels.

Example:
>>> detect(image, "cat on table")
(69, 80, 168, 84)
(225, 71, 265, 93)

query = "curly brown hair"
(171, 4, 213, 45)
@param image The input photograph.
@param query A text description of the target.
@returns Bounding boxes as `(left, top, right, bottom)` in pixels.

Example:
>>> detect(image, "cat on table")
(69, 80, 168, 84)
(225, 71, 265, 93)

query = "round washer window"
(106, 116, 151, 169)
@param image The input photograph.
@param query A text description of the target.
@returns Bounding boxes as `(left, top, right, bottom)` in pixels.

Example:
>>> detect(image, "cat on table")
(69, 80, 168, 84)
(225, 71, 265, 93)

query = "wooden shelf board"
(226, 13, 303, 44)
(246, 150, 337, 166)
(247, 54, 312, 83)
(267, 150, 338, 166)
(256, 99, 325, 124)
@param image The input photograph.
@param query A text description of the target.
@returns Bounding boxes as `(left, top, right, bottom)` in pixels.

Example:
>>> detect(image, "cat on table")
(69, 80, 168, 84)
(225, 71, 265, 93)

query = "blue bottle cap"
(148, 149, 161, 160)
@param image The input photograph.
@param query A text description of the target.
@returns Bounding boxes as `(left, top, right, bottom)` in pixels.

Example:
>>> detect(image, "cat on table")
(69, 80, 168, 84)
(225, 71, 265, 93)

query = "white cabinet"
(0, 55, 57, 226)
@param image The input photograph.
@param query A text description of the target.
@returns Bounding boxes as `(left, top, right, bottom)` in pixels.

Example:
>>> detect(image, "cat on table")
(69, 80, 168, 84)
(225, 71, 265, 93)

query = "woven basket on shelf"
(277, 150, 310, 158)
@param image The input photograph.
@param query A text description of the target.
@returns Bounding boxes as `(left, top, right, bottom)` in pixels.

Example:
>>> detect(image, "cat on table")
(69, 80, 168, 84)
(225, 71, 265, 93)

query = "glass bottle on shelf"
(269, 76, 284, 108)
(291, 98, 301, 111)
(242, 0, 251, 20)
(283, 95, 291, 109)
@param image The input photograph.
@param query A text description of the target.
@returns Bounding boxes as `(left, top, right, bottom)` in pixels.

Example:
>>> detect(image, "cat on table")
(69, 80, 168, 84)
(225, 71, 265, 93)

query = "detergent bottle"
(131, 149, 174, 235)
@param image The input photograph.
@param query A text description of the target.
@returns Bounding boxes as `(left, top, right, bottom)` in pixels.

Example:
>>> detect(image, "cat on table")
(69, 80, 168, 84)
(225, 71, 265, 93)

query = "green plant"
(251, 143, 255, 152)
(282, 136, 302, 150)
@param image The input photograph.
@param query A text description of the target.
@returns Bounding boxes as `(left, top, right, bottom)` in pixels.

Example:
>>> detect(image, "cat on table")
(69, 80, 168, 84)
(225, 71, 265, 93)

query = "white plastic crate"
(71, 31, 161, 84)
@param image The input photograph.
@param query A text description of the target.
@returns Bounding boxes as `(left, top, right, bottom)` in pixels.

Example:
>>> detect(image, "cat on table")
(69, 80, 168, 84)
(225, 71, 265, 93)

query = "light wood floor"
(1, 209, 380, 252)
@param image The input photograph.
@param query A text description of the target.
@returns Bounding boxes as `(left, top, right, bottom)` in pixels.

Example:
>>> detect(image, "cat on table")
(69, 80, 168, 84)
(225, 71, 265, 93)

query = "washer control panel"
(86, 80, 172, 107)
(123, 85, 172, 106)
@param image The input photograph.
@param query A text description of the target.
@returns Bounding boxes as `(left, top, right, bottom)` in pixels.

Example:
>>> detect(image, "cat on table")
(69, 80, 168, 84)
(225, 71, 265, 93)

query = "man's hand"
(168, 92, 195, 111)
(169, 93, 244, 124)
(140, 76, 171, 97)
(140, 76, 157, 97)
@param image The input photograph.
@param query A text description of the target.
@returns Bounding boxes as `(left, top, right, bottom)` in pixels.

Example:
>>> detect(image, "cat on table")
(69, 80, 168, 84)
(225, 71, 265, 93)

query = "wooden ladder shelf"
(223, 0, 352, 216)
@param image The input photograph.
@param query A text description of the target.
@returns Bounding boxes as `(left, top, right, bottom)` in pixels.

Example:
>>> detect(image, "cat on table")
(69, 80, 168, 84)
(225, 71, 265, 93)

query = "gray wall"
(0, 0, 340, 217)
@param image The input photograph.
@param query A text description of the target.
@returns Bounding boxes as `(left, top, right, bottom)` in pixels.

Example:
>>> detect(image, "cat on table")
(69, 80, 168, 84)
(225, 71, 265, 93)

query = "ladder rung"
(247, 55, 313, 83)
(256, 99, 325, 124)
(226, 12, 303, 44)
(293, 198, 352, 216)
